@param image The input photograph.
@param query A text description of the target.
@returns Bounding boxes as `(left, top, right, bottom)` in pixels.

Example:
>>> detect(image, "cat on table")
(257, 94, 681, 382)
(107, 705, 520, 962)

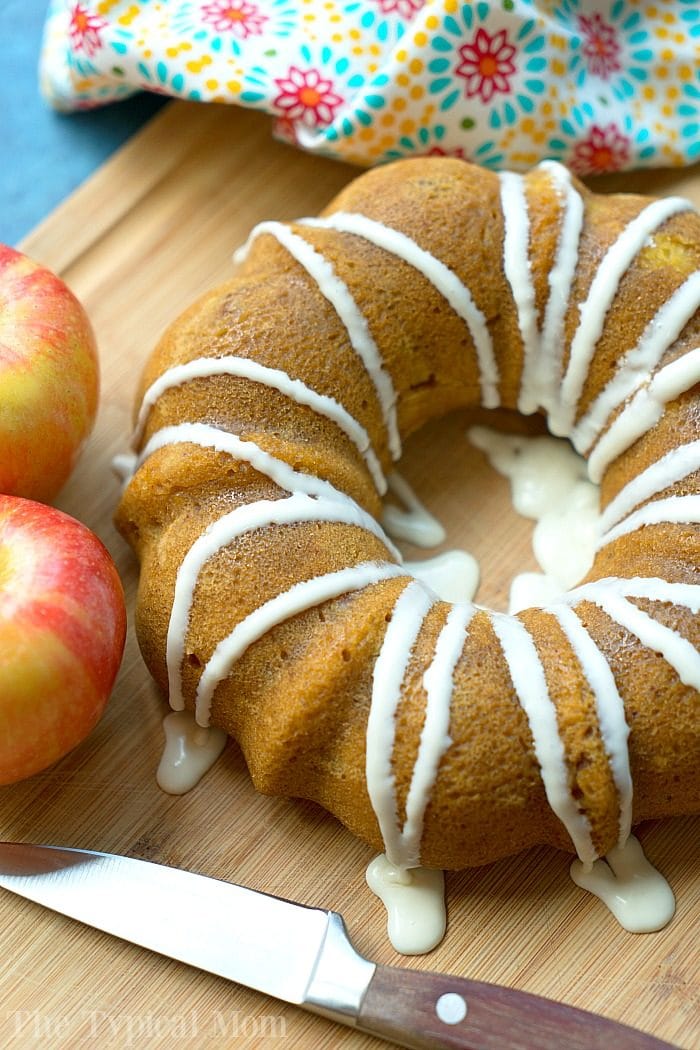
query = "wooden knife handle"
(356, 964, 676, 1050)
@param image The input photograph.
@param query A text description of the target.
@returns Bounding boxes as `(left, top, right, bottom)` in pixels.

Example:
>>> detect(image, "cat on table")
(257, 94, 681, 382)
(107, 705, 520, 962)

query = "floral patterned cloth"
(40, 0, 700, 173)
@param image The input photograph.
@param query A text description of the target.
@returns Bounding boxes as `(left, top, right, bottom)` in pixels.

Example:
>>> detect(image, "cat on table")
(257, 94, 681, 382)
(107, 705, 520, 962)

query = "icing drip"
(570, 835, 675, 933)
(499, 172, 539, 415)
(508, 573, 562, 613)
(587, 347, 700, 483)
(134, 356, 387, 496)
(490, 611, 597, 867)
(382, 471, 446, 548)
(197, 561, 407, 726)
(301, 212, 499, 409)
(167, 492, 400, 713)
(550, 195, 694, 436)
(157, 711, 227, 795)
(366, 593, 472, 952)
(366, 854, 446, 955)
(405, 551, 479, 604)
(112, 451, 138, 486)
(468, 426, 599, 609)
(234, 221, 401, 460)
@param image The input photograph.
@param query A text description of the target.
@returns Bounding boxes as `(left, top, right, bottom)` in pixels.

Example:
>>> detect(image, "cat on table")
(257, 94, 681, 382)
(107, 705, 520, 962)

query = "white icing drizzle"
(550, 195, 694, 436)
(139, 422, 347, 501)
(490, 611, 597, 866)
(537, 161, 584, 417)
(572, 272, 700, 453)
(499, 172, 539, 414)
(196, 560, 406, 726)
(548, 604, 632, 845)
(599, 439, 700, 532)
(574, 575, 700, 611)
(382, 471, 446, 548)
(366, 581, 436, 868)
(597, 494, 700, 550)
(366, 854, 446, 955)
(570, 835, 675, 933)
(167, 493, 400, 712)
(301, 211, 500, 409)
(575, 588, 700, 691)
(403, 603, 473, 865)
(405, 551, 479, 604)
(234, 221, 401, 460)
(133, 355, 387, 496)
(587, 347, 700, 483)
(157, 711, 227, 794)
(368, 587, 472, 871)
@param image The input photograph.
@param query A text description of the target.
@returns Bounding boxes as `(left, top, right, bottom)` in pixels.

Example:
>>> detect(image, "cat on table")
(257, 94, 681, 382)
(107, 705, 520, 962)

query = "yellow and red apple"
(0, 245, 98, 502)
(0, 496, 126, 785)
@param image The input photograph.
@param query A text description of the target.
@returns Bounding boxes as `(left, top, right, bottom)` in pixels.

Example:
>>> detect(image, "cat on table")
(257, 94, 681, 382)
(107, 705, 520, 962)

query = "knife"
(0, 843, 674, 1050)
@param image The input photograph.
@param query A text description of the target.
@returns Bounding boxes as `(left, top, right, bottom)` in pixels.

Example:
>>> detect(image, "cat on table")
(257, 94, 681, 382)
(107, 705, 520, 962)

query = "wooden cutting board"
(4, 100, 698, 1049)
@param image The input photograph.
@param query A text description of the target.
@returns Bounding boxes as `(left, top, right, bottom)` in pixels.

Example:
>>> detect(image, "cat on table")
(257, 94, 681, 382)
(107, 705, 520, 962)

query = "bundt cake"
(116, 159, 700, 893)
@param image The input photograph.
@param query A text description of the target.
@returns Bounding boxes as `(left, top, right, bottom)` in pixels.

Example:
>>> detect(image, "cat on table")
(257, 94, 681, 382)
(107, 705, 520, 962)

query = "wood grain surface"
(3, 100, 698, 1049)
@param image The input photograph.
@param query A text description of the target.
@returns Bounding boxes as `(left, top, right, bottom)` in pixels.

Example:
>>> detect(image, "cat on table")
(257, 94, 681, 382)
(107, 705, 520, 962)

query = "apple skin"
(0, 495, 126, 785)
(0, 245, 99, 502)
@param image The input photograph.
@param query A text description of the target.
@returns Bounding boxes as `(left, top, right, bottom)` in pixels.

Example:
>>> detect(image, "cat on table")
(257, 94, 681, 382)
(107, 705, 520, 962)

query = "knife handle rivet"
(435, 992, 468, 1025)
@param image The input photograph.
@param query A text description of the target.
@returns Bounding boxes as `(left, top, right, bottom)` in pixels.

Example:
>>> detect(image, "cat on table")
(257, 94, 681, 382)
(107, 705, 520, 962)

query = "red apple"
(0, 245, 99, 502)
(0, 495, 126, 784)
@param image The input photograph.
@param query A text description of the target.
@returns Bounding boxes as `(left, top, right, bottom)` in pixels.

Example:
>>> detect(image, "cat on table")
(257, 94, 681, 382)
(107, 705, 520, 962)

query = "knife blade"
(0, 843, 674, 1050)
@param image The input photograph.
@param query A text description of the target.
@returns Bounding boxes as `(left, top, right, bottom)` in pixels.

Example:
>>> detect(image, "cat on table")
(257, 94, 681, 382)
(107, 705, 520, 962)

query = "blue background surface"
(1, 0, 165, 246)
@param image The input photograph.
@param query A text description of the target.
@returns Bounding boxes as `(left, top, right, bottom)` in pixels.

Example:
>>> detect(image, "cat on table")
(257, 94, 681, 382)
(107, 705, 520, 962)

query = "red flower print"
(570, 124, 631, 175)
(456, 28, 517, 103)
(578, 13, 621, 79)
(372, 0, 425, 18)
(273, 67, 344, 129)
(200, 0, 268, 39)
(68, 3, 108, 57)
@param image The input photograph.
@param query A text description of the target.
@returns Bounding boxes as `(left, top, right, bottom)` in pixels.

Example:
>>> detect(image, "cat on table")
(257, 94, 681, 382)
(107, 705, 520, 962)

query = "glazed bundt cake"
(116, 158, 700, 881)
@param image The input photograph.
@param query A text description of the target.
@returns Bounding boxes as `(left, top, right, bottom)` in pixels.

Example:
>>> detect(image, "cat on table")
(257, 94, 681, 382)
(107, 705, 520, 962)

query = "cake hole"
(389, 408, 594, 612)
(341, 649, 351, 662)
(186, 653, 202, 668)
